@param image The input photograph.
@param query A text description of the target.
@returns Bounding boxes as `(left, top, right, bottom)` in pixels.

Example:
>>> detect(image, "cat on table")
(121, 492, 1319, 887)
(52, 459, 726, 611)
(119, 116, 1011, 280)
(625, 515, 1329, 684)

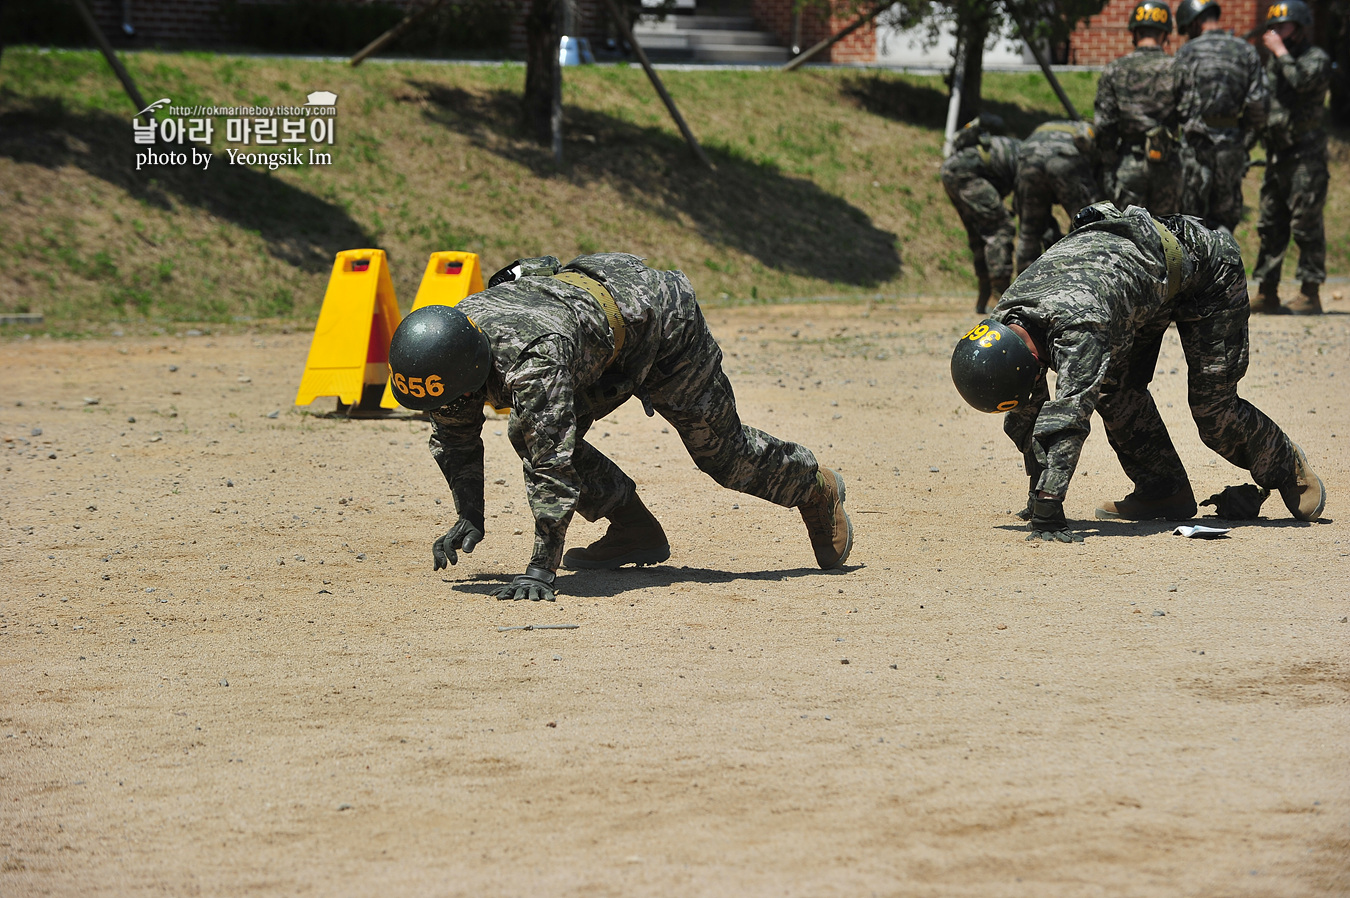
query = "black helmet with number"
(1175, 0, 1217, 28)
(1128, 0, 1174, 32)
(950, 319, 1041, 413)
(387, 305, 491, 410)
(1264, 0, 1312, 28)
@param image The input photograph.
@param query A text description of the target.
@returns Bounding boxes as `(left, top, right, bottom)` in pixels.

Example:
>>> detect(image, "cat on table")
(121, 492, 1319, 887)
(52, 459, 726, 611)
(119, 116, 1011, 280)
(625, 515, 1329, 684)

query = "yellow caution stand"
(379, 251, 486, 409)
(295, 249, 402, 412)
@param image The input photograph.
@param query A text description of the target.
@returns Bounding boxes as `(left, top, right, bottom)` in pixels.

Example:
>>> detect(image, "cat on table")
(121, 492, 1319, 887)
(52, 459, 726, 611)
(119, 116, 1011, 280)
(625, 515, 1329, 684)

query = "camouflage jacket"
(1264, 41, 1331, 158)
(940, 135, 1021, 197)
(427, 253, 689, 571)
(1175, 29, 1268, 144)
(1095, 46, 1181, 155)
(1018, 121, 1099, 170)
(992, 205, 1241, 498)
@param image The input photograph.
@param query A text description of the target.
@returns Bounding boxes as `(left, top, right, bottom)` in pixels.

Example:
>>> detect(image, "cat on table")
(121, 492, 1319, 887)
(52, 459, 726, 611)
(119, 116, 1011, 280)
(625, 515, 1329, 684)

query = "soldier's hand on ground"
(1026, 497, 1084, 543)
(491, 567, 557, 602)
(432, 518, 484, 570)
(1199, 484, 1271, 519)
(1016, 490, 1037, 521)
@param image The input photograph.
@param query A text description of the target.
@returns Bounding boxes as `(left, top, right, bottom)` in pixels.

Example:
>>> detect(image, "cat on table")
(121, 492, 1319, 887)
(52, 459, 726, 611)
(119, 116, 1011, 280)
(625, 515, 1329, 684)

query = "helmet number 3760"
(393, 372, 445, 399)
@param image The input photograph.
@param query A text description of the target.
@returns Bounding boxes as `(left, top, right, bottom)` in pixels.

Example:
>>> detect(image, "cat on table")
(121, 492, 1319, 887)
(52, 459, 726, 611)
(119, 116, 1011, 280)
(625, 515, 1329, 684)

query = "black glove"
(1200, 484, 1270, 520)
(1026, 496, 1083, 543)
(1015, 489, 1037, 521)
(491, 567, 557, 602)
(432, 518, 484, 570)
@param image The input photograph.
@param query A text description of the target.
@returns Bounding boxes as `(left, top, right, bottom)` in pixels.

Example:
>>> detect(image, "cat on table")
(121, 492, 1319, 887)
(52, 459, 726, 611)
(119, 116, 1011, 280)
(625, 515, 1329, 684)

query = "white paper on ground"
(1173, 525, 1232, 539)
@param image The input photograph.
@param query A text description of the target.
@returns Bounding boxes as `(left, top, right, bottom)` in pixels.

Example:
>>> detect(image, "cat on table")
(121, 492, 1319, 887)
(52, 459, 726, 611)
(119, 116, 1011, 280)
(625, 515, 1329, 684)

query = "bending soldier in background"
(386, 254, 854, 602)
(1095, 0, 1184, 215)
(940, 114, 1019, 314)
(1252, 0, 1331, 315)
(950, 203, 1326, 542)
(1014, 120, 1102, 273)
(1175, 0, 1268, 232)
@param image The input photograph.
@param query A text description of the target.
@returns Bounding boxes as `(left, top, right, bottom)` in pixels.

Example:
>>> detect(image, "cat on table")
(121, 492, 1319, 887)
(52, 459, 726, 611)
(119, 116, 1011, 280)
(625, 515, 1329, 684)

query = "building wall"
(1067, 0, 1264, 64)
(752, 0, 875, 63)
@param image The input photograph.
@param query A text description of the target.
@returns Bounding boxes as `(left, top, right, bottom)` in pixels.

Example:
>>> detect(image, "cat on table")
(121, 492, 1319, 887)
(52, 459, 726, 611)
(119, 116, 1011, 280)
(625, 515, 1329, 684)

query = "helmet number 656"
(393, 373, 445, 398)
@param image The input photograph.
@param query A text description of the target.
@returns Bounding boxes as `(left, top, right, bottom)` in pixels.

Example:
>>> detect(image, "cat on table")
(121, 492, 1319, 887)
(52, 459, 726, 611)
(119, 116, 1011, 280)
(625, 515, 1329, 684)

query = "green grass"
(0, 48, 1345, 334)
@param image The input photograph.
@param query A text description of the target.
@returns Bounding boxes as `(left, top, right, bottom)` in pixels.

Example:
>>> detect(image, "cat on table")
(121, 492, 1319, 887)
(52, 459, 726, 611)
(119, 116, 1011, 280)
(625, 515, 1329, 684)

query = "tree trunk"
(523, 0, 559, 146)
(955, 3, 989, 128)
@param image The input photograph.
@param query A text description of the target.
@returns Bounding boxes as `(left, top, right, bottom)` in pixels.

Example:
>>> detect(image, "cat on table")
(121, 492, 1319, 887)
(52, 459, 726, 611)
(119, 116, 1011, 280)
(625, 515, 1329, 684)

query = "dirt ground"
(2, 299, 1348, 897)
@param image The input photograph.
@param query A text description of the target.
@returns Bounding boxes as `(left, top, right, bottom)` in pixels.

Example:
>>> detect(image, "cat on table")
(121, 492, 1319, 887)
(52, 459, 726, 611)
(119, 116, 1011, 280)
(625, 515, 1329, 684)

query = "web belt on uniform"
(551, 270, 626, 364)
(1203, 115, 1240, 129)
(1151, 218, 1184, 301)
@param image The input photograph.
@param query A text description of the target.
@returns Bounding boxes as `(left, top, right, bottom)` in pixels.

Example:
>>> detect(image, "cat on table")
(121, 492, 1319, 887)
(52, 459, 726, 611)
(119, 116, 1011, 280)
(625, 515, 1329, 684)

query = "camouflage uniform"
(992, 204, 1300, 502)
(1014, 122, 1103, 272)
(940, 133, 1020, 299)
(1175, 29, 1268, 231)
(1095, 45, 1184, 215)
(1252, 41, 1332, 287)
(427, 253, 820, 571)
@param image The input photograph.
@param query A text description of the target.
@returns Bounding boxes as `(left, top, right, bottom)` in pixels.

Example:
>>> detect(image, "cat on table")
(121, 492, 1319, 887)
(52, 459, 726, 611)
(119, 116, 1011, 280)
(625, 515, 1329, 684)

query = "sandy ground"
(2, 299, 1348, 897)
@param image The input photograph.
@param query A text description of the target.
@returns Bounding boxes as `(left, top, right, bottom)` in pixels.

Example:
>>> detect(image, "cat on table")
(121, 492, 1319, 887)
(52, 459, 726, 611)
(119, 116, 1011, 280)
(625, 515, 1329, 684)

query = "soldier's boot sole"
(1095, 486, 1197, 521)
(1279, 441, 1326, 522)
(562, 543, 671, 570)
(799, 468, 853, 569)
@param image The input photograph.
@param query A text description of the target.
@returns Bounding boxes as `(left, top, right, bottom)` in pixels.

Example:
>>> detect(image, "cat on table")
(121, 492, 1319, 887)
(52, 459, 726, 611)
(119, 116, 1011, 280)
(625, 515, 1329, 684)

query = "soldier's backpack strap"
(551, 270, 626, 364)
(1151, 218, 1184, 300)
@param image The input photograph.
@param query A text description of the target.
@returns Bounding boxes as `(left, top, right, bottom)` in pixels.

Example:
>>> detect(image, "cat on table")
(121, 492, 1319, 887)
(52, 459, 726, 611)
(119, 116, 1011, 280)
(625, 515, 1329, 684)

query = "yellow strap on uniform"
(1152, 218, 1184, 300)
(1204, 115, 1240, 129)
(977, 145, 991, 165)
(551, 270, 625, 362)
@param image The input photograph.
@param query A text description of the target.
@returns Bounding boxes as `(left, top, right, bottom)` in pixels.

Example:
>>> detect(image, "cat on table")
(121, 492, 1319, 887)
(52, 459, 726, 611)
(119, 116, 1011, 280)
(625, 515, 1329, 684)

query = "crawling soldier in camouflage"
(386, 253, 853, 601)
(1174, 0, 1268, 232)
(1094, 0, 1184, 215)
(950, 202, 1326, 542)
(941, 115, 1020, 313)
(1014, 121, 1103, 272)
(1251, 0, 1331, 315)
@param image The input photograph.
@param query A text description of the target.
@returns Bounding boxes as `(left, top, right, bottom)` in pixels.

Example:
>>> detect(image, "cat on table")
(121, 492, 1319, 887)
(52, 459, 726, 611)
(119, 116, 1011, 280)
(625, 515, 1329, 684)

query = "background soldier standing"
(1252, 0, 1332, 315)
(1174, 0, 1268, 233)
(950, 203, 1326, 542)
(1014, 120, 1102, 272)
(940, 114, 1020, 314)
(386, 253, 853, 602)
(1095, 0, 1184, 215)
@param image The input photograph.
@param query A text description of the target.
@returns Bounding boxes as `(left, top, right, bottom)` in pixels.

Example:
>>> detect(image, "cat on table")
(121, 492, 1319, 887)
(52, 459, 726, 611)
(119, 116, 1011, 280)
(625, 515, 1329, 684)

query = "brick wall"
(752, 0, 875, 63)
(1067, 0, 1264, 65)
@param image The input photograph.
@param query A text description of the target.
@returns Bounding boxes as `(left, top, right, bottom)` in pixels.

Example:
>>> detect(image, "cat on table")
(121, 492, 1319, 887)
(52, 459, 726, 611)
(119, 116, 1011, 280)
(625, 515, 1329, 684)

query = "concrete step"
(691, 42, 789, 63)
(633, 26, 780, 47)
(636, 14, 757, 31)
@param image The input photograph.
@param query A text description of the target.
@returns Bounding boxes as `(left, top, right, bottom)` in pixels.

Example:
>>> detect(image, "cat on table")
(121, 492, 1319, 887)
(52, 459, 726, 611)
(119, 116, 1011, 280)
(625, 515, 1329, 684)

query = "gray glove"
(432, 518, 484, 570)
(491, 566, 557, 602)
(1026, 497, 1083, 543)
(1200, 484, 1270, 520)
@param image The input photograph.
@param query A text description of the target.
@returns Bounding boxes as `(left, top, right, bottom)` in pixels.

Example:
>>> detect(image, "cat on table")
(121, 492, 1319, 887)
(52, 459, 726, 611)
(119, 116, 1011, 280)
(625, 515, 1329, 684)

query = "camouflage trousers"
(1015, 157, 1100, 272)
(529, 279, 820, 538)
(1112, 150, 1183, 217)
(1252, 151, 1328, 285)
(1181, 139, 1248, 233)
(1093, 285, 1298, 499)
(941, 170, 1015, 283)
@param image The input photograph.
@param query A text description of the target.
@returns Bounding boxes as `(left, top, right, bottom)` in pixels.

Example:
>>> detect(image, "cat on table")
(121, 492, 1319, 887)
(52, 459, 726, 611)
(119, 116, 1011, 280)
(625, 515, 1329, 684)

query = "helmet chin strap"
(1005, 321, 1045, 366)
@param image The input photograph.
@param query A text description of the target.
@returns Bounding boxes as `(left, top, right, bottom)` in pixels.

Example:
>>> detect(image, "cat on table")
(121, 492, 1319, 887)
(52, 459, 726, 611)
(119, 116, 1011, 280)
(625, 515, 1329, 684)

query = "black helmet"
(1129, 0, 1174, 32)
(387, 305, 491, 411)
(1175, 0, 1217, 28)
(951, 319, 1041, 413)
(1264, 0, 1312, 28)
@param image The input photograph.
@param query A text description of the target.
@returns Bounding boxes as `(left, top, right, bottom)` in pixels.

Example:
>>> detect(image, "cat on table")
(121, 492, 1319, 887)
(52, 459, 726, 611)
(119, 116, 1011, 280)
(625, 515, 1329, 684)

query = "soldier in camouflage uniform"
(950, 202, 1326, 541)
(386, 253, 854, 601)
(941, 114, 1020, 313)
(1014, 120, 1103, 272)
(1095, 0, 1184, 216)
(1251, 0, 1332, 315)
(1174, 0, 1268, 233)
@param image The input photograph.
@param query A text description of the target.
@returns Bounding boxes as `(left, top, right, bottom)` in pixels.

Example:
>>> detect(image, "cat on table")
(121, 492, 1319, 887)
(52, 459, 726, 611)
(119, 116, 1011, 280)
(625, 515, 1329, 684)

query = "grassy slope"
(0, 49, 1346, 333)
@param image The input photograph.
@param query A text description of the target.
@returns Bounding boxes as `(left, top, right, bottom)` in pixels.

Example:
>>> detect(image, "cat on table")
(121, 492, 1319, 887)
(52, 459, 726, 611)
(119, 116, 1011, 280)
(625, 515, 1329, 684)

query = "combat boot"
(975, 275, 993, 315)
(1279, 441, 1326, 522)
(798, 467, 853, 569)
(1095, 484, 1197, 521)
(1252, 281, 1286, 315)
(562, 494, 670, 570)
(982, 275, 1011, 315)
(1287, 282, 1322, 315)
